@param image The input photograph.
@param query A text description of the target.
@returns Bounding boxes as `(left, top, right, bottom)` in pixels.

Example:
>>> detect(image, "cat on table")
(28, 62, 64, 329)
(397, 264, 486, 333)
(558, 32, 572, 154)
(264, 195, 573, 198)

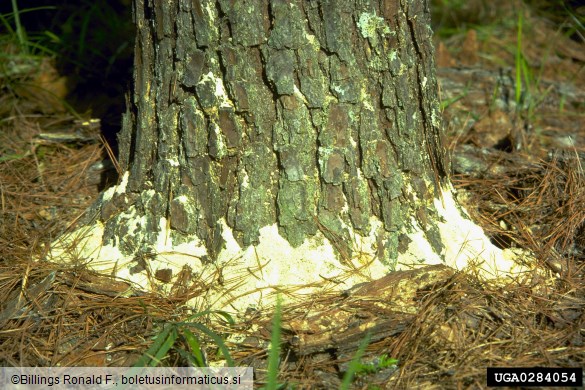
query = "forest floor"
(1, 1, 584, 389)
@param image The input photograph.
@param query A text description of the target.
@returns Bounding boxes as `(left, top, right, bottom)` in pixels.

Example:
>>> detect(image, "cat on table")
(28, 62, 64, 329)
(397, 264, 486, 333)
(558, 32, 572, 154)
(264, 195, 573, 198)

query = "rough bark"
(51, 0, 530, 309)
(107, 0, 446, 263)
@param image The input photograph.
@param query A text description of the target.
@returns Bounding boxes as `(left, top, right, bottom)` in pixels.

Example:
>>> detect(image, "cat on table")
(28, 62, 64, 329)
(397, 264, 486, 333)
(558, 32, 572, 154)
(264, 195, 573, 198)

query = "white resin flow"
(48, 173, 534, 312)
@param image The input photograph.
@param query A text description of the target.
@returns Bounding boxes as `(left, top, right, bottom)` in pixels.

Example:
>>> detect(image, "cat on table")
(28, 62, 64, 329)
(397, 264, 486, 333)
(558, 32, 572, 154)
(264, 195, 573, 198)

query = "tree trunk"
(51, 0, 530, 310)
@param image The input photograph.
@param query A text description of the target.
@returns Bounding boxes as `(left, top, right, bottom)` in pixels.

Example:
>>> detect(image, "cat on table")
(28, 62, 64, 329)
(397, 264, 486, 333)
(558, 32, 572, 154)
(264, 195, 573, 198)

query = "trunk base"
(46, 175, 537, 311)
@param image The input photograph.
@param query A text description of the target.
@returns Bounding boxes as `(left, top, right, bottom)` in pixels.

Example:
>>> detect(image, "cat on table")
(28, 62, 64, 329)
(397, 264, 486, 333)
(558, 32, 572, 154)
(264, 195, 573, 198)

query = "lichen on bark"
(95, 0, 449, 276)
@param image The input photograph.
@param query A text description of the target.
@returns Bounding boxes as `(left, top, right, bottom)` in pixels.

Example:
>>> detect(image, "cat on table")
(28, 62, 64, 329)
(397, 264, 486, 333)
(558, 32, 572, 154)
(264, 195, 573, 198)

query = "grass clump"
(133, 310, 236, 368)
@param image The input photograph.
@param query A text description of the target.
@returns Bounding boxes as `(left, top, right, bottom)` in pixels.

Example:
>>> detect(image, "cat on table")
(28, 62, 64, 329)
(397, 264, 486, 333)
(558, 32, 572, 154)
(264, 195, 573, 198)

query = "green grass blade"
(182, 328, 206, 367)
(515, 11, 523, 107)
(190, 323, 235, 366)
(212, 310, 236, 326)
(340, 332, 372, 390)
(2, 6, 57, 17)
(11, 0, 27, 53)
(440, 90, 467, 111)
(183, 310, 214, 322)
(266, 297, 282, 390)
(43, 30, 61, 44)
(0, 13, 16, 35)
(133, 325, 177, 367)
(183, 309, 235, 326)
(150, 327, 178, 366)
(23, 40, 57, 56)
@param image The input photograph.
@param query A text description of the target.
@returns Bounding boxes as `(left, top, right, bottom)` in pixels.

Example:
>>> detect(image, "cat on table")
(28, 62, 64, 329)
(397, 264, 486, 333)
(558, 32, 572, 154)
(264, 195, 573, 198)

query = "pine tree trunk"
(52, 0, 529, 309)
